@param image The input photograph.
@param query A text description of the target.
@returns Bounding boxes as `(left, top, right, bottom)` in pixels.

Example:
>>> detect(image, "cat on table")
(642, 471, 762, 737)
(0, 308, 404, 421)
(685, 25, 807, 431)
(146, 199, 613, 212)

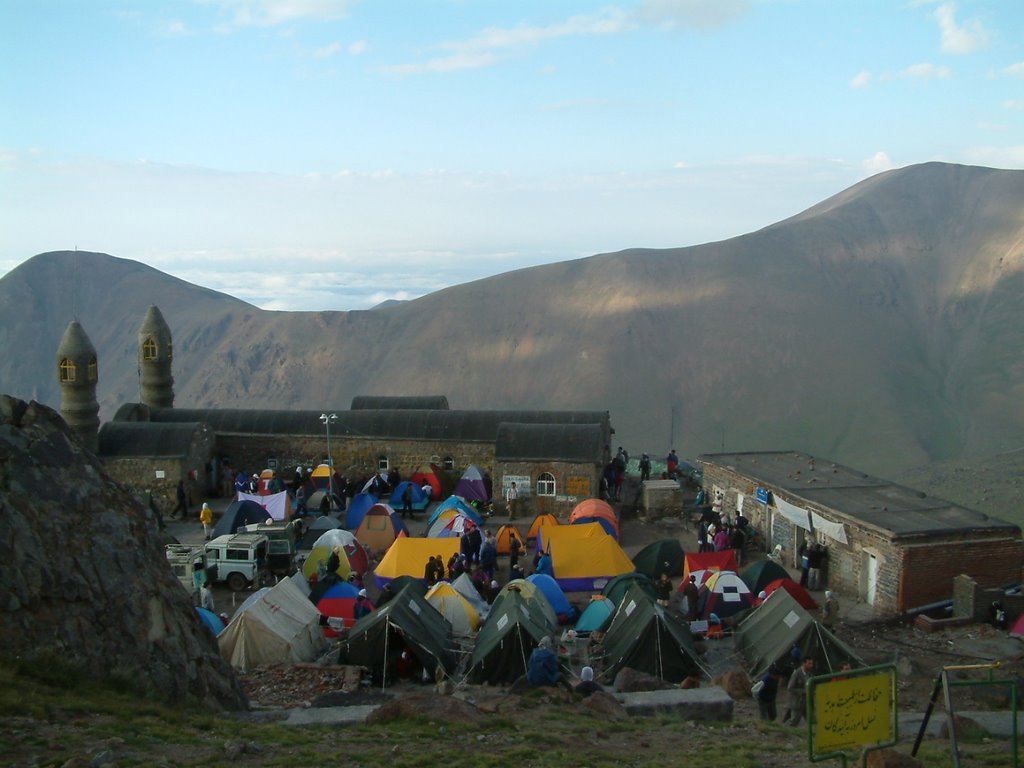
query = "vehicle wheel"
(227, 573, 247, 592)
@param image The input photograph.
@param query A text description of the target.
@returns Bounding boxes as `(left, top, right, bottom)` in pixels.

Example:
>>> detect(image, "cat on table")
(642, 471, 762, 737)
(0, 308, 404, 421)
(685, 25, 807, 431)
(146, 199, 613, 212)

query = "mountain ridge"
(3, 162, 1022, 486)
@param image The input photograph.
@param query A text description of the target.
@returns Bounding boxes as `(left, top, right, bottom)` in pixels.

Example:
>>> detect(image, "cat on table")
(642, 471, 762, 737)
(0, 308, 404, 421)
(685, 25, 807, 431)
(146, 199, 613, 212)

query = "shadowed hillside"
(3, 162, 1023, 479)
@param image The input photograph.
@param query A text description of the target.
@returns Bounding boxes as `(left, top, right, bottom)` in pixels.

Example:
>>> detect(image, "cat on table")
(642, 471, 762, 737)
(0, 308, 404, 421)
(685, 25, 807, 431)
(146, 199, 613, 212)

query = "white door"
(865, 552, 879, 606)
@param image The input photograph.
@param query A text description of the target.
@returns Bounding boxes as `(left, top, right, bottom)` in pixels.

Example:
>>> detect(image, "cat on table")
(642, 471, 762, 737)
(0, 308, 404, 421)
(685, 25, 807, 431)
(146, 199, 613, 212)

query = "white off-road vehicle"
(204, 533, 270, 591)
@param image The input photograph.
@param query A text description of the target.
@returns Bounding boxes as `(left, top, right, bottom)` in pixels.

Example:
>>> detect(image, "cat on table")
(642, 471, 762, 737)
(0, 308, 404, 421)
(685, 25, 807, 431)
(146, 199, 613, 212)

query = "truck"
(240, 520, 299, 576)
(165, 544, 207, 597)
(203, 532, 270, 592)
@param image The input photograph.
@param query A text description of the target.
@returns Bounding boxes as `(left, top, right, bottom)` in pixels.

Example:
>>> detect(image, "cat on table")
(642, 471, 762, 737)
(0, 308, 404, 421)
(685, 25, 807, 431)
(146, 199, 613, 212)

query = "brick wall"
(899, 537, 1024, 613)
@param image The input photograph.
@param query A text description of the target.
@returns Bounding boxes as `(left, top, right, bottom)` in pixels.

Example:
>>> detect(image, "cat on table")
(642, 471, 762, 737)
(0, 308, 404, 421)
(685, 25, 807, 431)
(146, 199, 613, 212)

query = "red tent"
(762, 577, 818, 610)
(682, 550, 738, 581)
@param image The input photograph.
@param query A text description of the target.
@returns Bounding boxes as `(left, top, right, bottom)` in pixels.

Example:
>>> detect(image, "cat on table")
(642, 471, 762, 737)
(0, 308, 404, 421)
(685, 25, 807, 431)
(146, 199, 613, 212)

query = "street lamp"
(319, 413, 337, 511)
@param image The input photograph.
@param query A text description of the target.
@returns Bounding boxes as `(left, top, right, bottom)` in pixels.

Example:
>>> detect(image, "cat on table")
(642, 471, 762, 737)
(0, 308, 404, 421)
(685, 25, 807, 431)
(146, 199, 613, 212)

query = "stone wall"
(0, 396, 247, 710)
(495, 459, 600, 519)
(641, 480, 684, 520)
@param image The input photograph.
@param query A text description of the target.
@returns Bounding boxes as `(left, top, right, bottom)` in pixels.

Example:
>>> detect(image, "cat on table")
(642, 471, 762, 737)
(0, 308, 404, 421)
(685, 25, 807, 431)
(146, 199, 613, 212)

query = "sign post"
(808, 663, 898, 766)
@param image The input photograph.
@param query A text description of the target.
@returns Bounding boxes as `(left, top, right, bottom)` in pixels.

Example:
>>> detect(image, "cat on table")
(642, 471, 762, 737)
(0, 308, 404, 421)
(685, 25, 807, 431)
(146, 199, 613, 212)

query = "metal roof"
(698, 450, 1019, 540)
(139, 407, 610, 443)
(495, 422, 604, 463)
(350, 395, 449, 410)
(99, 421, 207, 458)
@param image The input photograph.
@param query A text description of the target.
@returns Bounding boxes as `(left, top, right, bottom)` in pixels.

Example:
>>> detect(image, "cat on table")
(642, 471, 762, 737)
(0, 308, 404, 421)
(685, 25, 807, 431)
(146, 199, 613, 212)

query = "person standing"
(200, 581, 215, 613)
(682, 575, 700, 621)
(666, 449, 679, 478)
(508, 534, 522, 575)
(785, 658, 815, 726)
(401, 482, 414, 519)
(199, 502, 213, 540)
(655, 572, 673, 607)
(639, 453, 651, 482)
(173, 479, 189, 520)
(822, 591, 840, 632)
(755, 665, 783, 721)
(505, 481, 519, 520)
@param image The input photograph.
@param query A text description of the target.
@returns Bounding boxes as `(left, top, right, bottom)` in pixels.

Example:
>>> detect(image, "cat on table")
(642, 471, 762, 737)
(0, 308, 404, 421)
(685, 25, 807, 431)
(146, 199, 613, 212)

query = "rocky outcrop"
(0, 396, 246, 710)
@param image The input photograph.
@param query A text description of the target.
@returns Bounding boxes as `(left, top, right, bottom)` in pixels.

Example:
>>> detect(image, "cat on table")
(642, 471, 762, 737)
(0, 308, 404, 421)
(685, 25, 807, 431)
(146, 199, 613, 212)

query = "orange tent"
(568, 498, 620, 539)
(494, 524, 525, 556)
(527, 512, 559, 542)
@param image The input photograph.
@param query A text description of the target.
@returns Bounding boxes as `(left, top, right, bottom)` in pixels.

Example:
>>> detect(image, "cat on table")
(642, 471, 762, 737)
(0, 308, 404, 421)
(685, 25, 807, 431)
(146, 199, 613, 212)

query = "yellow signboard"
(812, 670, 895, 754)
(565, 476, 591, 497)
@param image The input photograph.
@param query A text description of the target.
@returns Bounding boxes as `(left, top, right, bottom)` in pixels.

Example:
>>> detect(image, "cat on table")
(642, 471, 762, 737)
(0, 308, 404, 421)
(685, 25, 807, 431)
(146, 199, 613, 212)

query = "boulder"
(713, 669, 752, 700)
(581, 691, 629, 720)
(866, 748, 923, 768)
(0, 397, 246, 709)
(612, 667, 675, 693)
(938, 714, 988, 740)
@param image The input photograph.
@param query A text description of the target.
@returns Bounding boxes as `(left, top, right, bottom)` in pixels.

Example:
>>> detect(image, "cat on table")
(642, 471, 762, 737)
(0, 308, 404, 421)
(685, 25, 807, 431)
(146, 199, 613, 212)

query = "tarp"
(600, 582, 709, 683)
(568, 498, 620, 539)
(698, 570, 754, 620)
(454, 464, 491, 502)
(425, 581, 481, 637)
(601, 572, 657, 607)
(494, 524, 525, 556)
(339, 585, 455, 686)
(526, 573, 577, 623)
(344, 493, 378, 530)
(355, 503, 409, 554)
(239, 490, 288, 521)
(212, 499, 269, 538)
(740, 559, 791, 595)
(632, 539, 686, 580)
(542, 526, 635, 592)
(763, 577, 818, 610)
(451, 572, 490, 620)
(465, 589, 556, 684)
(735, 589, 862, 679)
(427, 496, 483, 528)
(682, 551, 738, 582)
(311, 528, 370, 578)
(373, 537, 461, 589)
(309, 580, 360, 635)
(526, 512, 559, 542)
(389, 481, 431, 512)
(574, 596, 615, 635)
(218, 576, 328, 670)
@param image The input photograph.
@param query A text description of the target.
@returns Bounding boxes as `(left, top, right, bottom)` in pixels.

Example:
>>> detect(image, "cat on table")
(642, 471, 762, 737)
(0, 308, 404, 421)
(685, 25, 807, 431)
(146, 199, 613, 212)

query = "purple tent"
(454, 464, 491, 502)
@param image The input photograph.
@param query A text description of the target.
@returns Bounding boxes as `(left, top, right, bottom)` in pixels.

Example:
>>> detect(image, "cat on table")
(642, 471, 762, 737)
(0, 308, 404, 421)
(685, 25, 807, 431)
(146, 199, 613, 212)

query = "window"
(59, 358, 76, 383)
(87, 357, 97, 382)
(537, 472, 556, 497)
(442, 456, 455, 470)
(142, 338, 158, 360)
(377, 456, 390, 471)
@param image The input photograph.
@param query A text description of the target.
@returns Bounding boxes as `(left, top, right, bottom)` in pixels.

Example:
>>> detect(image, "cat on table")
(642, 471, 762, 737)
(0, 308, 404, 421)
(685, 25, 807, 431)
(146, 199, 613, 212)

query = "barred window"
(536, 472, 556, 497)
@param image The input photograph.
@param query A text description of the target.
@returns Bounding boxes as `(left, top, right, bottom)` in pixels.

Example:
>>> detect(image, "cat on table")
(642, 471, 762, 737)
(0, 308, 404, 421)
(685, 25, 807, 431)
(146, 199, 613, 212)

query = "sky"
(1, 0, 1022, 311)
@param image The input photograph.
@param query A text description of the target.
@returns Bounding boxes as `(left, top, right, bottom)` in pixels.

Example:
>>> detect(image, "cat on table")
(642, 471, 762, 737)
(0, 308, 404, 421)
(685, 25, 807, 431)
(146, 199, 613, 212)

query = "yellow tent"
(373, 537, 460, 587)
(302, 544, 351, 583)
(546, 532, 634, 592)
(425, 581, 481, 636)
(537, 521, 604, 553)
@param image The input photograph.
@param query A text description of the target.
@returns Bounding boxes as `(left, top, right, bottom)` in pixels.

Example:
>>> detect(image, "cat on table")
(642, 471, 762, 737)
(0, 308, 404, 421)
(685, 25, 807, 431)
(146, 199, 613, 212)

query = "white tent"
(451, 572, 490, 621)
(218, 575, 328, 670)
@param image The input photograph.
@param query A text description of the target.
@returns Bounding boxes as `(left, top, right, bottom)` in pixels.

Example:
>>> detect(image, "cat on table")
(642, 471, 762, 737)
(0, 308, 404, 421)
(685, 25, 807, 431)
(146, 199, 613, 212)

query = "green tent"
(389, 574, 428, 598)
(740, 559, 791, 595)
(339, 584, 454, 686)
(465, 588, 557, 684)
(734, 589, 862, 679)
(631, 538, 686, 580)
(598, 583, 709, 684)
(601, 572, 657, 607)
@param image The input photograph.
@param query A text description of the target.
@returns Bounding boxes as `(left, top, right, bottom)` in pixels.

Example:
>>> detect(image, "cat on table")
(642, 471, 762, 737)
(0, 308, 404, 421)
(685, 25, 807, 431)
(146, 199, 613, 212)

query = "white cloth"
(774, 497, 812, 531)
(811, 511, 848, 544)
(239, 491, 288, 521)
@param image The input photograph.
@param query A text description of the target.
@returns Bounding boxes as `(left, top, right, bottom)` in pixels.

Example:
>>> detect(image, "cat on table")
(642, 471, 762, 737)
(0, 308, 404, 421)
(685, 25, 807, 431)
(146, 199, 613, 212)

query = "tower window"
(59, 358, 76, 383)
(87, 357, 97, 382)
(167, 342, 173, 361)
(142, 338, 158, 360)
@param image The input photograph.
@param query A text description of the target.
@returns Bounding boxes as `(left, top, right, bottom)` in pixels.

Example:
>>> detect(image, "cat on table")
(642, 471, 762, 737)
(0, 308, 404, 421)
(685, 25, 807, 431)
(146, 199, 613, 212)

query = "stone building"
(698, 450, 1023, 615)
(60, 308, 614, 513)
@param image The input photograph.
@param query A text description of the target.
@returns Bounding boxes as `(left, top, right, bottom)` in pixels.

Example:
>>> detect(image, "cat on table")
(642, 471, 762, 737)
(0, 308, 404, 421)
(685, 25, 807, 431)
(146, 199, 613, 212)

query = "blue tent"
(571, 516, 618, 539)
(426, 496, 484, 528)
(527, 573, 577, 623)
(574, 596, 614, 635)
(196, 607, 224, 635)
(389, 481, 430, 512)
(211, 499, 268, 538)
(344, 492, 378, 530)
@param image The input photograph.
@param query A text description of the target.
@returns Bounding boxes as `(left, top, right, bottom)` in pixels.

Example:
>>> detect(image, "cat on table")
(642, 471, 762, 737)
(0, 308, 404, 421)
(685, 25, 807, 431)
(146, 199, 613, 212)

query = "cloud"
(312, 41, 341, 58)
(900, 62, 952, 80)
(635, 0, 750, 30)
(932, 2, 989, 54)
(850, 70, 872, 89)
(382, 8, 629, 75)
(962, 146, 1024, 168)
(160, 19, 189, 36)
(1002, 62, 1024, 79)
(207, 0, 354, 28)
(348, 40, 367, 55)
(1003, 100, 1024, 111)
(862, 152, 896, 176)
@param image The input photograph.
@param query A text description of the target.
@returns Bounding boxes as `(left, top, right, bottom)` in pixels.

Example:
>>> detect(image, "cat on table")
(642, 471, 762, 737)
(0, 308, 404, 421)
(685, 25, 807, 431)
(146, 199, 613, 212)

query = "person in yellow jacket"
(200, 502, 213, 540)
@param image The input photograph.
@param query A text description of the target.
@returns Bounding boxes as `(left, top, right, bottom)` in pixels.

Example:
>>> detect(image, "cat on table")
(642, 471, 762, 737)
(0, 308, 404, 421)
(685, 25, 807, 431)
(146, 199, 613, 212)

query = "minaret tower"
(56, 320, 100, 452)
(138, 305, 174, 408)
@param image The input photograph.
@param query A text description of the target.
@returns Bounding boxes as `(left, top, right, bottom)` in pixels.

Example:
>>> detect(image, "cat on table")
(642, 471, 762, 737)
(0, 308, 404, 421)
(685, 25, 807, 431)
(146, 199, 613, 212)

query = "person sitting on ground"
(526, 636, 562, 687)
(353, 589, 374, 620)
(536, 550, 553, 577)
(655, 572, 672, 607)
(574, 666, 603, 697)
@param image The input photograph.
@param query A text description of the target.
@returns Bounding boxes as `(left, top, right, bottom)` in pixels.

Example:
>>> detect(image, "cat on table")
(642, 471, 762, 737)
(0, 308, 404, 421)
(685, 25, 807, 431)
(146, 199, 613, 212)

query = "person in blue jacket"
(527, 636, 561, 686)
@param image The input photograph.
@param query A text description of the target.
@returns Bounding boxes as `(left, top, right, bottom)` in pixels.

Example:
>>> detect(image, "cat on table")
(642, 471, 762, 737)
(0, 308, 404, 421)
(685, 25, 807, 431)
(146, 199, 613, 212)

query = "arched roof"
(495, 422, 604, 463)
(350, 395, 449, 411)
(99, 421, 208, 458)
